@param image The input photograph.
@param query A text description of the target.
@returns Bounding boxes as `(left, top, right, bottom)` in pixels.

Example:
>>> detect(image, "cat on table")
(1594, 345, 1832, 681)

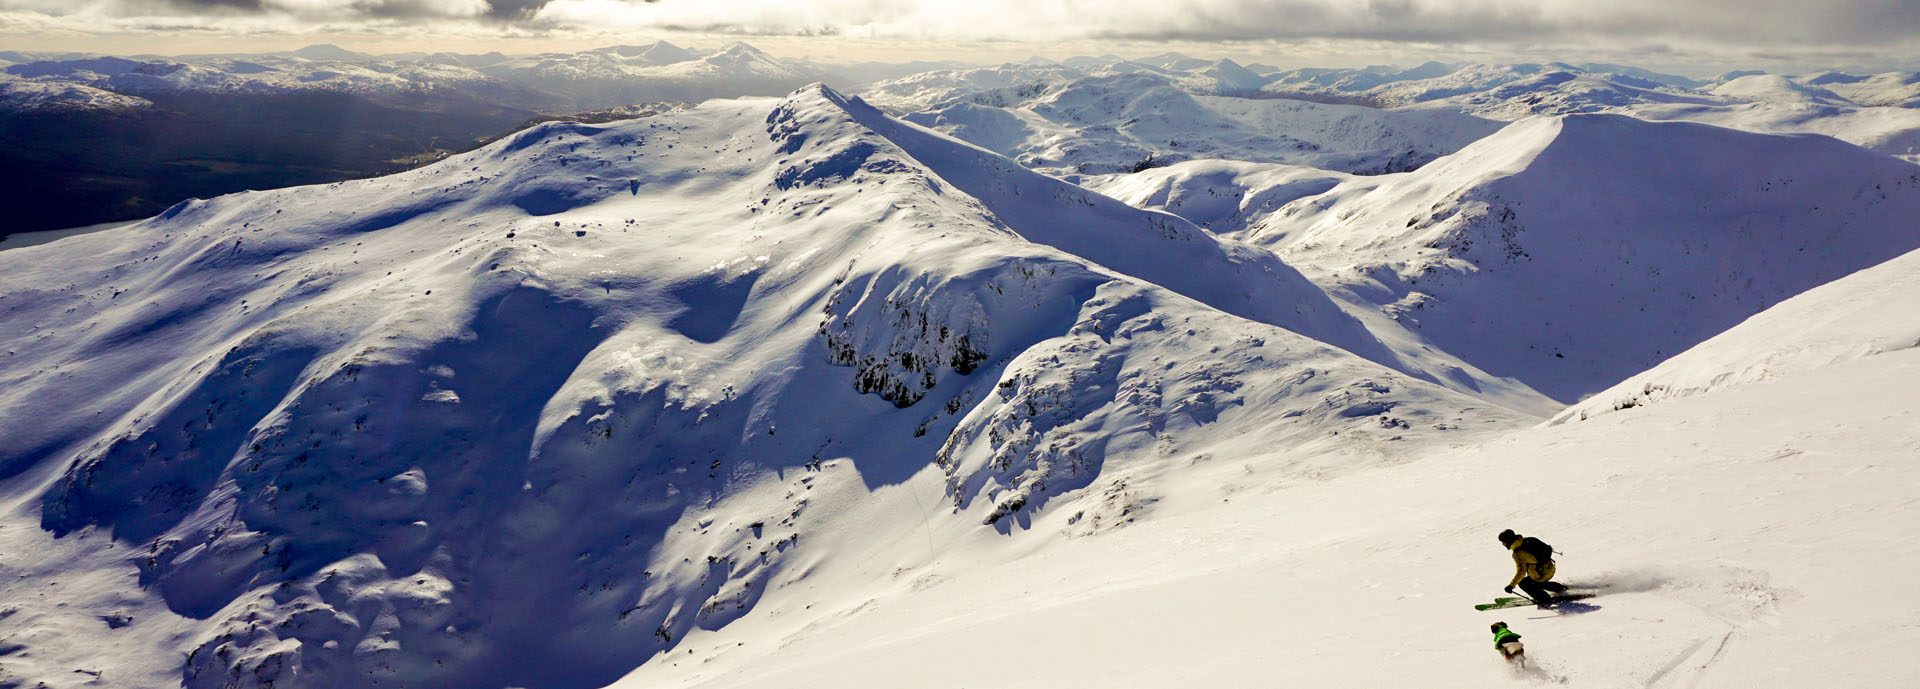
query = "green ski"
(1476, 593, 1594, 611)
(1475, 596, 1532, 611)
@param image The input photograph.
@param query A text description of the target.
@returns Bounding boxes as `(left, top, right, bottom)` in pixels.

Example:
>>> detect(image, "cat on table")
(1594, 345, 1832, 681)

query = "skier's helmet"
(1498, 529, 1518, 545)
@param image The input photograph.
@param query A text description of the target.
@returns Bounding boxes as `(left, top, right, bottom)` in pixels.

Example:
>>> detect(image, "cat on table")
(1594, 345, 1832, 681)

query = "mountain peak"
(715, 41, 770, 57)
(1256, 112, 1920, 402)
(289, 44, 368, 62)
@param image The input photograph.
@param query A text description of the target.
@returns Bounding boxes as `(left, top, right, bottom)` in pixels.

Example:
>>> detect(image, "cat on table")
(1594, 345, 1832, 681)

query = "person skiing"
(1490, 621, 1525, 664)
(1499, 529, 1568, 605)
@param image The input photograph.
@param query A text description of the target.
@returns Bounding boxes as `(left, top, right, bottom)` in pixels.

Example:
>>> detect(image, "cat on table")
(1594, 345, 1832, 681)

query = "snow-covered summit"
(1709, 74, 1854, 106)
(288, 44, 374, 62)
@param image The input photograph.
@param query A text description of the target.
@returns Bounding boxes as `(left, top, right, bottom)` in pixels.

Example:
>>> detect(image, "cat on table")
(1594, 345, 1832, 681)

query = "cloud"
(179, 0, 267, 10)
(265, 0, 491, 18)
(0, 0, 490, 20)
(483, 0, 551, 20)
(521, 0, 1920, 48)
(2, 0, 1916, 60)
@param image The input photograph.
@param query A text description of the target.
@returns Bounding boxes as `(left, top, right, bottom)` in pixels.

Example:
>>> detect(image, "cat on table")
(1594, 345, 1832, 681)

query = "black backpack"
(1519, 536, 1555, 562)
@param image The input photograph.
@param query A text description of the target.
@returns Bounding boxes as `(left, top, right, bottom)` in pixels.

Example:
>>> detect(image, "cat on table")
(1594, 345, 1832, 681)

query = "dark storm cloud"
(481, 0, 551, 20)
(167, 0, 266, 10)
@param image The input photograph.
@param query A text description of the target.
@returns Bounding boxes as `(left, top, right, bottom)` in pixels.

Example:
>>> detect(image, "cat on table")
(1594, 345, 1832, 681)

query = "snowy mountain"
(1412, 69, 1728, 119)
(896, 72, 1501, 176)
(1708, 74, 1854, 106)
(1080, 160, 1352, 234)
(1097, 58, 1275, 95)
(0, 84, 1527, 689)
(854, 63, 1090, 113)
(475, 42, 820, 111)
(1769, 71, 1920, 108)
(1238, 114, 1920, 403)
(1257, 62, 1920, 121)
(859, 56, 1286, 116)
(0, 41, 827, 235)
(0, 76, 149, 112)
(1132, 51, 1215, 72)
(1, 42, 820, 113)
(582, 112, 1920, 688)
(10, 50, 1920, 689)
(1262, 62, 1728, 118)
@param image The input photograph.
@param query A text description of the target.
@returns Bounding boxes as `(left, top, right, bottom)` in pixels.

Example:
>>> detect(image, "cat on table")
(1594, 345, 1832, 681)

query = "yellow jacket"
(1508, 540, 1556, 587)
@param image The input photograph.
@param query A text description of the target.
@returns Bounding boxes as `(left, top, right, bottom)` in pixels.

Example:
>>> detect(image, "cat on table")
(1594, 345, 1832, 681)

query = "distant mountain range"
(0, 42, 830, 235)
(4, 45, 1917, 238)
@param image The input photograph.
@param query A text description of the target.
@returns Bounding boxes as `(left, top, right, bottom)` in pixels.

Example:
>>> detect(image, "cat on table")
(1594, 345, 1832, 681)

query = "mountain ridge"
(0, 83, 1528, 689)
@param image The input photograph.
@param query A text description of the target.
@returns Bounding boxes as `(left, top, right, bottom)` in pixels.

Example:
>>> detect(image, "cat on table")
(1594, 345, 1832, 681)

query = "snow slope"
(0, 84, 1526, 689)
(607, 315, 1920, 689)
(1241, 114, 1920, 403)
(1556, 245, 1920, 422)
(1708, 74, 1852, 106)
(1627, 101, 1920, 163)
(1794, 71, 1920, 108)
(1079, 160, 1352, 234)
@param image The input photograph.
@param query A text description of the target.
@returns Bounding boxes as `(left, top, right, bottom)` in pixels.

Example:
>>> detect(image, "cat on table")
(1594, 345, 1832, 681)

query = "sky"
(2, 0, 1918, 75)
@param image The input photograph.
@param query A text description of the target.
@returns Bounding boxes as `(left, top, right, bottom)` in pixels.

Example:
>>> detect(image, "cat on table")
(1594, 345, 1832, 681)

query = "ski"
(1476, 593, 1594, 611)
(1475, 596, 1532, 611)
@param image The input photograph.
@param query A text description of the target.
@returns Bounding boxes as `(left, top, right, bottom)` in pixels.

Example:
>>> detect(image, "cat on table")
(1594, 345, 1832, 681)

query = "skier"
(1499, 529, 1568, 605)
(1490, 621, 1525, 665)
